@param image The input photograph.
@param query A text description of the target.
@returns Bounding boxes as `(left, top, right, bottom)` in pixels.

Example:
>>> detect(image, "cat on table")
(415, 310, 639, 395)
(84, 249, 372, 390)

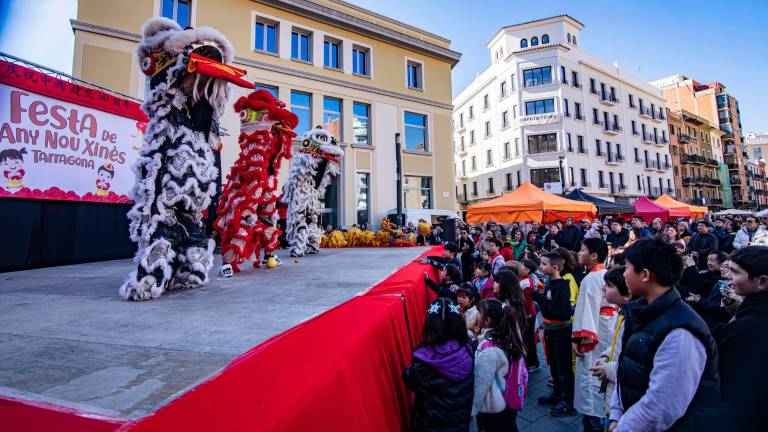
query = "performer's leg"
(288, 208, 310, 257)
(169, 215, 214, 290)
(120, 237, 176, 301)
(306, 211, 321, 254)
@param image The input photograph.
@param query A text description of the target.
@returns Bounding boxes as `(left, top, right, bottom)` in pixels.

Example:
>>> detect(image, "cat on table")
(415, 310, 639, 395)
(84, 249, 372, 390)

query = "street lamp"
(395, 132, 403, 226)
(558, 155, 566, 196)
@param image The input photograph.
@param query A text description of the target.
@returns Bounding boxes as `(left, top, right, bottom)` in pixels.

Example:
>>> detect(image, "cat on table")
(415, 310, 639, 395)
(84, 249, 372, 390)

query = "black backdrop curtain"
(0, 198, 136, 272)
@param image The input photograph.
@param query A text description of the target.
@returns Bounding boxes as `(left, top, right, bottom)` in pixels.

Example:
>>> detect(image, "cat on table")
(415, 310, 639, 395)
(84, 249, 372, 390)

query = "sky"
(1, 0, 766, 131)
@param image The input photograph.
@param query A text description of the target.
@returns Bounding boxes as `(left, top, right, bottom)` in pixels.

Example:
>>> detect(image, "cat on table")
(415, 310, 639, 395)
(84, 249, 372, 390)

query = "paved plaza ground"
(520, 347, 583, 432)
(0, 247, 427, 419)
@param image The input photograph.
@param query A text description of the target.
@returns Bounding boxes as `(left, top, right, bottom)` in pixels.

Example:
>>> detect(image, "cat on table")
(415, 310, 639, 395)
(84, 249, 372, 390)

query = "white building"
(453, 15, 674, 210)
(745, 132, 768, 161)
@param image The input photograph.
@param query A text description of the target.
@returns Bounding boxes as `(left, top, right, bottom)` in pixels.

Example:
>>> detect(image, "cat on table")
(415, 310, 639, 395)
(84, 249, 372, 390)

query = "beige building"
(71, 0, 461, 228)
(745, 132, 768, 162)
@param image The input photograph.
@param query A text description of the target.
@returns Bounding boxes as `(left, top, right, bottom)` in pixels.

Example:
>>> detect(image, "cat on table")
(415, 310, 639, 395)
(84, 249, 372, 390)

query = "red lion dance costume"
(214, 90, 298, 272)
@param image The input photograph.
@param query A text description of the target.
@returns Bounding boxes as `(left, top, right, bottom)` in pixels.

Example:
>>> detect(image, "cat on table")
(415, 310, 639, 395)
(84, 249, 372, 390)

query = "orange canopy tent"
(466, 182, 597, 224)
(654, 195, 707, 218)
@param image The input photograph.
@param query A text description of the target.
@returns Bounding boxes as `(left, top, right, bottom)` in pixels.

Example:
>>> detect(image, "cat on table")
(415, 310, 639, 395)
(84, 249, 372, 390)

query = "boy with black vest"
(608, 239, 721, 432)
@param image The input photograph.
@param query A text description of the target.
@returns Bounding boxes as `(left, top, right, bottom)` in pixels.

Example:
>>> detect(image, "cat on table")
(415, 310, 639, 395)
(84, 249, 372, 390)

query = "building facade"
(745, 132, 768, 162)
(71, 0, 461, 228)
(453, 15, 674, 214)
(653, 75, 749, 209)
(666, 109, 727, 210)
(745, 159, 767, 211)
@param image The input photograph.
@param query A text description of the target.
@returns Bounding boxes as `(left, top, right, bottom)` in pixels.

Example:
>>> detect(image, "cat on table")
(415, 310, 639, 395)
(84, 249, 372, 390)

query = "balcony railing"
(574, 113, 585, 121)
(679, 134, 690, 143)
(664, 188, 675, 195)
(606, 153, 625, 164)
(706, 158, 719, 166)
(590, 87, 600, 96)
(604, 121, 622, 134)
(581, 181, 592, 188)
(524, 78, 554, 88)
(656, 109, 666, 121)
(644, 160, 660, 170)
(658, 137, 669, 145)
(642, 132, 657, 144)
(639, 106, 653, 118)
(648, 187, 662, 197)
(457, 193, 467, 203)
(572, 81, 582, 89)
(600, 92, 619, 105)
(593, 118, 604, 127)
(486, 189, 496, 195)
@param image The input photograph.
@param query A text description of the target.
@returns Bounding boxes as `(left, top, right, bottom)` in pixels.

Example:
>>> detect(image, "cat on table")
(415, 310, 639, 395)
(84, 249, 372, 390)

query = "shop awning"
(466, 182, 597, 224)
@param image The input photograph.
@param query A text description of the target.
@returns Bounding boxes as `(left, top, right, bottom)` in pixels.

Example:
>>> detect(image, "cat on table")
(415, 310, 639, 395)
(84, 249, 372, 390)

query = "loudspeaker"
(442, 218, 457, 243)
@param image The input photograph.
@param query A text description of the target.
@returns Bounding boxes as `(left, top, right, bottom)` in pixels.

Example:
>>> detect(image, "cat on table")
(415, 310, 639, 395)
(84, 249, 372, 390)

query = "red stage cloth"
(0, 397, 125, 432)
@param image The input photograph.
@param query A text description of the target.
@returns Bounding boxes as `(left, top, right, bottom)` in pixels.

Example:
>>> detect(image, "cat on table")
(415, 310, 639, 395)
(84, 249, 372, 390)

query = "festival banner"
(0, 60, 148, 204)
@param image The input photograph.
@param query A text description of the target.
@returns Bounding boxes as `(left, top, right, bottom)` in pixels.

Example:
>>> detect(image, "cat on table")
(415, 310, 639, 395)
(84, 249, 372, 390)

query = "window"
(524, 98, 555, 115)
(523, 66, 552, 87)
(470, 130, 475, 145)
(501, 111, 509, 128)
(527, 133, 558, 154)
(566, 133, 573, 152)
(590, 78, 597, 93)
(488, 178, 495, 194)
(461, 160, 466, 175)
(581, 169, 588, 186)
(569, 167, 575, 186)
(406, 60, 423, 90)
(598, 171, 605, 188)
(484, 94, 490, 109)
(254, 20, 278, 54)
(563, 98, 570, 117)
(510, 73, 516, 90)
(471, 156, 477, 170)
(484, 121, 491, 137)
(352, 46, 370, 76)
(577, 135, 585, 153)
(254, 84, 278, 98)
(631, 120, 637, 135)
(517, 171, 522, 187)
(567, 33, 572, 43)
(542, 34, 549, 44)
(353, 102, 370, 146)
(472, 181, 478, 196)
(572, 35, 577, 45)
(634, 148, 640, 162)
(323, 97, 342, 140)
(520, 38, 528, 48)
(323, 38, 341, 69)
(571, 71, 580, 87)
(403, 176, 432, 209)
(505, 173, 513, 190)
(637, 175, 642, 192)
(515, 138, 520, 157)
(619, 173, 625, 188)
(469, 106, 474, 119)
(289, 30, 313, 63)
(592, 108, 600, 124)
(512, 105, 517, 118)
(628, 94, 635, 108)
(596, 139, 602, 156)
(575, 102, 582, 119)
(356, 172, 370, 225)
(531, 36, 539, 46)
(459, 113, 464, 128)
(530, 167, 560, 188)
(560, 66, 567, 84)
(162, 0, 191, 27)
(291, 91, 312, 136)
(501, 81, 508, 98)
(486, 149, 493, 166)
(503, 141, 510, 159)
(404, 112, 428, 152)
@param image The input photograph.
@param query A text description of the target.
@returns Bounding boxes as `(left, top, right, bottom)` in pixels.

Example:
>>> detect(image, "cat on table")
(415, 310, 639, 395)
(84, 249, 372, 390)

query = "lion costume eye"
(140, 55, 156, 76)
(239, 110, 249, 122)
(302, 139, 311, 147)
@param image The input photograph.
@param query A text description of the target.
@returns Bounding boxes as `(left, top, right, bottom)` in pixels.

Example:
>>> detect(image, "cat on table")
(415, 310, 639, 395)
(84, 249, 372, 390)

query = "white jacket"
(733, 225, 768, 249)
(471, 330, 509, 416)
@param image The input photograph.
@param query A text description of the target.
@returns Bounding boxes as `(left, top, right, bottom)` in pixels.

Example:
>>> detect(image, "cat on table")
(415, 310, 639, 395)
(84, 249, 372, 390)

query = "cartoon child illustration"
(0, 148, 27, 189)
(95, 163, 114, 196)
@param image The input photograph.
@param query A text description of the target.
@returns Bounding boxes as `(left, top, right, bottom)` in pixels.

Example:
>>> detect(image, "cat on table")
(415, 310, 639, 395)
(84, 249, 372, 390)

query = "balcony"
(593, 119, 604, 127)
(458, 146, 467, 157)
(639, 106, 652, 118)
(678, 134, 690, 144)
(710, 198, 723, 206)
(651, 110, 664, 122)
(727, 163, 740, 171)
(486, 189, 497, 196)
(659, 161, 671, 171)
(457, 193, 468, 203)
(657, 137, 669, 146)
(689, 197, 707, 206)
(644, 160, 659, 171)
(606, 153, 625, 165)
(523, 78, 554, 88)
(590, 87, 600, 96)
(572, 81, 582, 89)
(656, 109, 666, 121)
(682, 177, 695, 186)
(648, 187, 662, 198)
(574, 113, 585, 121)
(682, 154, 707, 165)
(706, 158, 719, 167)
(580, 181, 592, 188)
(457, 173, 468, 180)
(664, 188, 675, 196)
(600, 92, 619, 106)
(617, 184, 629, 195)
(604, 121, 622, 135)
(642, 132, 657, 144)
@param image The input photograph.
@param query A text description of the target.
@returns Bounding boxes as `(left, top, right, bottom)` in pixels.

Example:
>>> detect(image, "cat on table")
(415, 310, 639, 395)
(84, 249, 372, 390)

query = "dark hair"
(492, 270, 527, 356)
(541, 252, 564, 272)
(443, 263, 461, 283)
(707, 250, 728, 265)
(98, 163, 114, 177)
(623, 238, 683, 287)
(604, 266, 629, 296)
(611, 252, 626, 266)
(476, 261, 491, 274)
(477, 299, 525, 360)
(421, 297, 469, 346)
(444, 241, 459, 254)
(552, 247, 577, 274)
(0, 147, 27, 162)
(457, 282, 479, 304)
(522, 259, 538, 274)
(581, 237, 609, 263)
(489, 238, 503, 249)
(729, 246, 768, 279)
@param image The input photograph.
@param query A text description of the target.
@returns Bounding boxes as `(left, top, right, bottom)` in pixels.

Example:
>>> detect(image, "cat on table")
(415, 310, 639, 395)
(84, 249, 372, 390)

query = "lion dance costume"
(282, 126, 344, 257)
(214, 90, 297, 272)
(121, 18, 254, 301)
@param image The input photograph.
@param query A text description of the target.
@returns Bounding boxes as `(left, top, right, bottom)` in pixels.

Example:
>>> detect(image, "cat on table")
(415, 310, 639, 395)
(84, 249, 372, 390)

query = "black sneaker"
(549, 401, 577, 417)
(537, 394, 560, 406)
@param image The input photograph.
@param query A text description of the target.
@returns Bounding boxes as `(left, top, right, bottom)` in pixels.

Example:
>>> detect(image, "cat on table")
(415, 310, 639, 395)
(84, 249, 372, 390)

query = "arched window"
(572, 36, 577, 45)
(520, 38, 528, 48)
(567, 33, 572, 43)
(542, 34, 549, 44)
(531, 36, 539, 46)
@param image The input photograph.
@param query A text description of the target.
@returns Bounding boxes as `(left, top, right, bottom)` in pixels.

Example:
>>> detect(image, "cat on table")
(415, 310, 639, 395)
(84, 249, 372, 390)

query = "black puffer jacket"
(403, 341, 474, 432)
(560, 224, 583, 251)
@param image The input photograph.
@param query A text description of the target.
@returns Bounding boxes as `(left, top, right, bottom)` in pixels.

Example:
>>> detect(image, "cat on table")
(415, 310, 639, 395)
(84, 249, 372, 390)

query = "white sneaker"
(261, 255, 283, 266)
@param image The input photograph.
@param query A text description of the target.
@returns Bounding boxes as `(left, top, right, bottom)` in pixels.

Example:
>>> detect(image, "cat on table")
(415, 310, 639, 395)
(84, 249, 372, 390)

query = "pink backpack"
(480, 341, 529, 411)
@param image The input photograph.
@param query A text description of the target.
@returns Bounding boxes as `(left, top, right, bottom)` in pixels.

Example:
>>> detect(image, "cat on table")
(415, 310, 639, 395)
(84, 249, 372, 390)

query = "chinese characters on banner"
(0, 60, 148, 203)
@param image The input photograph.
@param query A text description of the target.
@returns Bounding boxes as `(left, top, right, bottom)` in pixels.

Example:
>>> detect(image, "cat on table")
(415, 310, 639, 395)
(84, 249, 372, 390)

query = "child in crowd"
(533, 253, 576, 417)
(472, 261, 494, 300)
(425, 263, 462, 302)
(572, 238, 615, 432)
(487, 239, 505, 276)
(552, 247, 580, 314)
(404, 297, 474, 432)
(589, 267, 631, 420)
(457, 283, 480, 341)
(507, 261, 540, 372)
(472, 299, 525, 432)
(492, 270, 530, 365)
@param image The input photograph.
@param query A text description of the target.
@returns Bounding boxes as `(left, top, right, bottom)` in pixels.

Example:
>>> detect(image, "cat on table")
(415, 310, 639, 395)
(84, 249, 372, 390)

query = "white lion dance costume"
(214, 90, 297, 272)
(282, 126, 344, 257)
(121, 18, 253, 301)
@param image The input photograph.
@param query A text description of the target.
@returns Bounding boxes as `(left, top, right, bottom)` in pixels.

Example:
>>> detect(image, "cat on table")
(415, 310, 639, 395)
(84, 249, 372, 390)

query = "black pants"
(477, 407, 518, 432)
(524, 316, 539, 368)
(544, 324, 574, 404)
(582, 414, 604, 432)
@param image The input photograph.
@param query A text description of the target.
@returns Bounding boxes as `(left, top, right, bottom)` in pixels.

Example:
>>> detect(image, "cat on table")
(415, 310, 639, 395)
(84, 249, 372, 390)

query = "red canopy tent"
(630, 197, 692, 222)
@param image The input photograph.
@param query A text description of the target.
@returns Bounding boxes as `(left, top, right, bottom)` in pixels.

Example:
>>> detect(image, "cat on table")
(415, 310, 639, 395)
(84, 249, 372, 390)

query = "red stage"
(1, 247, 442, 431)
